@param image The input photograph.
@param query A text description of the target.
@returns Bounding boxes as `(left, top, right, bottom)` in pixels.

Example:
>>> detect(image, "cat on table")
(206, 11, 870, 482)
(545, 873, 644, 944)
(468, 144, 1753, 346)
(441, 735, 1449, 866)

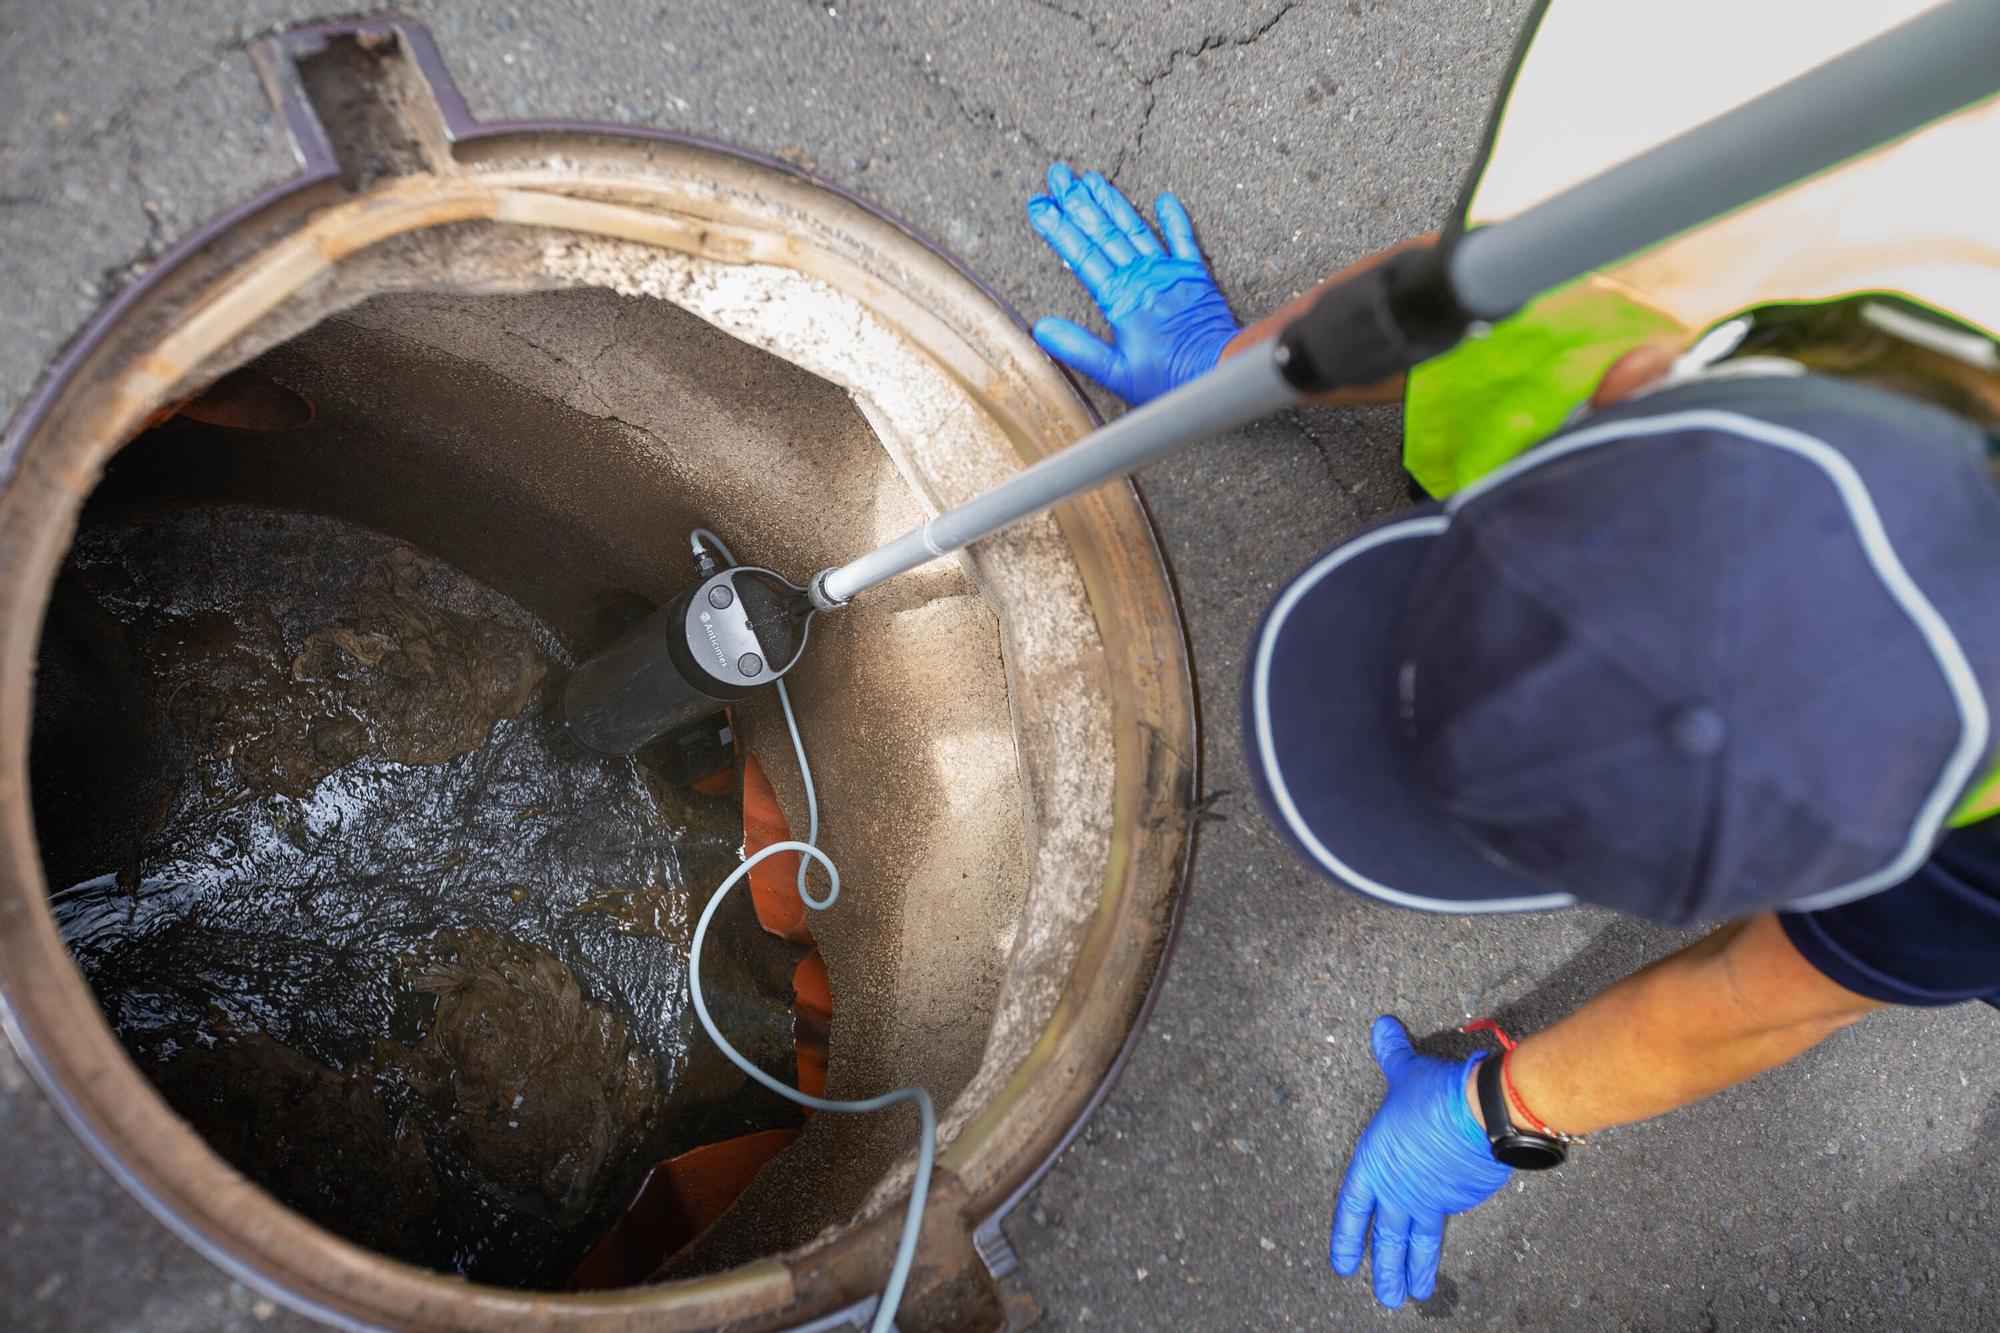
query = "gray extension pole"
(814, 0, 2000, 608)
(813, 348, 1298, 605)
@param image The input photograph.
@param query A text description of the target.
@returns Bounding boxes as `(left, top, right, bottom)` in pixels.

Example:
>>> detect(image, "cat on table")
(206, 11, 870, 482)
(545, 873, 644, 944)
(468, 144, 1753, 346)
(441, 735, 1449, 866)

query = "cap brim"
(1246, 512, 1576, 915)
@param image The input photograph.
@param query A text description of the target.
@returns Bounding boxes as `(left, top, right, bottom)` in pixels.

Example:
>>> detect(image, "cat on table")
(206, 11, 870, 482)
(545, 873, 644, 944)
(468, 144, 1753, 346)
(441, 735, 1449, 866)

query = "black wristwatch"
(1474, 1053, 1568, 1170)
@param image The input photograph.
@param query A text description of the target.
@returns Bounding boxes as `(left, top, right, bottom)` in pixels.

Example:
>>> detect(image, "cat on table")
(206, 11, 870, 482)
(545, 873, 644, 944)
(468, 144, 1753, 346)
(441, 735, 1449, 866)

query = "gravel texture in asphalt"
(4, 3, 1997, 1329)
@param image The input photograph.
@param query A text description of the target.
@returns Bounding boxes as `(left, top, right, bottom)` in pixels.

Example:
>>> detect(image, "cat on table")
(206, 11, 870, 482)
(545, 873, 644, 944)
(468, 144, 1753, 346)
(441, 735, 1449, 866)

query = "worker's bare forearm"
(1494, 915, 1886, 1137)
(1220, 231, 1440, 405)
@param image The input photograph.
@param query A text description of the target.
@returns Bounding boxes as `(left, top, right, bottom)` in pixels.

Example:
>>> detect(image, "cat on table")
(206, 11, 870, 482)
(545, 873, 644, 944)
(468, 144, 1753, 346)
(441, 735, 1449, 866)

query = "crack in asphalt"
(65, 56, 243, 302)
(61, 51, 237, 167)
(815, 0, 1064, 162)
(1130, 1, 1307, 172)
(92, 170, 172, 301)
(792, 1, 1307, 203)
(1289, 406, 1380, 512)
(1022, 0, 1148, 177)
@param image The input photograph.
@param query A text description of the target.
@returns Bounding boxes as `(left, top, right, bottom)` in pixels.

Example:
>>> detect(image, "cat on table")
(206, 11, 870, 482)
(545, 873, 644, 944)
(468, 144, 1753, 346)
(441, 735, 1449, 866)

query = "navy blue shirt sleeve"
(1782, 820, 2000, 1007)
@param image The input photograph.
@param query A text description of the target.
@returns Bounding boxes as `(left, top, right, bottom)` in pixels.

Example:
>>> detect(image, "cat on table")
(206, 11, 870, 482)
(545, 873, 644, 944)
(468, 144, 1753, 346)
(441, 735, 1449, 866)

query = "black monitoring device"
(561, 555, 814, 759)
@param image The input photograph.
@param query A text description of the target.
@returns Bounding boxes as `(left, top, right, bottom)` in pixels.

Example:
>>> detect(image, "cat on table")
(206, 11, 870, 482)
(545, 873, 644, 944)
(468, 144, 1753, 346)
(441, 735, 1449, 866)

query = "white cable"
(686, 529, 933, 1333)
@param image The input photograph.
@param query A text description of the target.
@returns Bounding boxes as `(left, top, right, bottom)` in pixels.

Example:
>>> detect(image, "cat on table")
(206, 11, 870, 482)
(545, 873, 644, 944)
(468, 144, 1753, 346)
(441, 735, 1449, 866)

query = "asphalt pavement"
(4, 3, 1998, 1329)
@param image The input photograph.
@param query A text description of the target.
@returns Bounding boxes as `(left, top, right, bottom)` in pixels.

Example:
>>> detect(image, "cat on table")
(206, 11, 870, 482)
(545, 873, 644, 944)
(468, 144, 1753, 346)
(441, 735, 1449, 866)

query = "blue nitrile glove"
(1331, 1016, 1513, 1308)
(1026, 162, 1240, 405)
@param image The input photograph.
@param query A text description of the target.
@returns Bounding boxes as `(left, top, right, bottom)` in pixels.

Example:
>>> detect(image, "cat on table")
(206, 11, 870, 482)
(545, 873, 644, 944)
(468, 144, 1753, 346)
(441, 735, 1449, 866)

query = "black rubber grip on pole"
(1274, 241, 1480, 395)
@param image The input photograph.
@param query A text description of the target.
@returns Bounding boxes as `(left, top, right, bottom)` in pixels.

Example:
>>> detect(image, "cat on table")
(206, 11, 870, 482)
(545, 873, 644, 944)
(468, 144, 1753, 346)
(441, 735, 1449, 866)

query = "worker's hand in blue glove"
(1331, 1016, 1512, 1308)
(1026, 163, 1240, 405)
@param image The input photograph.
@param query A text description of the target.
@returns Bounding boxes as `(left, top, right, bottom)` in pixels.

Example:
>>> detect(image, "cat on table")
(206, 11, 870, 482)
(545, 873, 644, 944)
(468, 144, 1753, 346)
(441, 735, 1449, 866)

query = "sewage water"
(32, 506, 804, 1287)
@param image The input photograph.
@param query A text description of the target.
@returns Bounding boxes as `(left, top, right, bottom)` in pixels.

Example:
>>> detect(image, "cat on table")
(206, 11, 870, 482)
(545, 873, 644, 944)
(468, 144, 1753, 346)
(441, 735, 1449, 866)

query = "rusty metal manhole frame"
(0, 17, 1198, 1331)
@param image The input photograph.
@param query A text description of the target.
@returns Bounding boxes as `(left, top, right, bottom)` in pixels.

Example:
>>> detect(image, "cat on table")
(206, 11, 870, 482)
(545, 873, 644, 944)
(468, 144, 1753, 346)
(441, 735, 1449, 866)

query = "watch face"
(1492, 1133, 1566, 1171)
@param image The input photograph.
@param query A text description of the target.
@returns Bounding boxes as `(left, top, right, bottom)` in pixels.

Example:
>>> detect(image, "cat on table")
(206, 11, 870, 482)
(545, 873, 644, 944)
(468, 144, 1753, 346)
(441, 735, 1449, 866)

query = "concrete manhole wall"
(0, 19, 1194, 1333)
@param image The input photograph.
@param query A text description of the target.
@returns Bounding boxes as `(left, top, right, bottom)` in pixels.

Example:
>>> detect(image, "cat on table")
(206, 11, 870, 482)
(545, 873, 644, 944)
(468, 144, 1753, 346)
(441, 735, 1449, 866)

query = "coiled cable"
(685, 528, 934, 1333)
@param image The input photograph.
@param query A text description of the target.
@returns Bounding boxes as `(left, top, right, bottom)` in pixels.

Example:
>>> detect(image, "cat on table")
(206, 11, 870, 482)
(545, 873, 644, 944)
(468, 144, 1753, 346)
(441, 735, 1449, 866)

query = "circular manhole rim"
(0, 40, 1198, 1333)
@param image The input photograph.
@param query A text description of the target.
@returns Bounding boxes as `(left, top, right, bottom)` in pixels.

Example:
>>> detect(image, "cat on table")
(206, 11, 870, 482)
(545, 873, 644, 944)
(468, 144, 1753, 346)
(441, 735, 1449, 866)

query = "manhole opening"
(30, 283, 1012, 1290)
(2, 66, 1191, 1320)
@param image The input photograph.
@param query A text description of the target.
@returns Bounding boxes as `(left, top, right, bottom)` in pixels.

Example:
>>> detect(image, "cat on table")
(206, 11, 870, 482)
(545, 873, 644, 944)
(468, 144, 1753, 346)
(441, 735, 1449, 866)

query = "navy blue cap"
(1247, 370, 2000, 925)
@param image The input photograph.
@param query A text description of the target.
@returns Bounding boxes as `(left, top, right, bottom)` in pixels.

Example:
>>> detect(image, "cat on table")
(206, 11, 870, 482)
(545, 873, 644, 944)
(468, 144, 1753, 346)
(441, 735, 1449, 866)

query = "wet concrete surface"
(6, 2, 2000, 1330)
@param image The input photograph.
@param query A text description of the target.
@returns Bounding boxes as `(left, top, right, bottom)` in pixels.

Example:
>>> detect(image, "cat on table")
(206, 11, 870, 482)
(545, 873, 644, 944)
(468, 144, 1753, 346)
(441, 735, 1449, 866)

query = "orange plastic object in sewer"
(137, 368, 317, 434)
(741, 752, 813, 943)
(568, 747, 837, 1290)
(566, 1128, 799, 1290)
(793, 948, 831, 1103)
(690, 766, 736, 797)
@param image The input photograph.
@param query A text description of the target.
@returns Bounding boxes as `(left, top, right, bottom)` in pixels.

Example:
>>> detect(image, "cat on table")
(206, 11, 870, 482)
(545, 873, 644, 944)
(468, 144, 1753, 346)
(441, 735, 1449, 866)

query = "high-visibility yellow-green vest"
(1410, 0, 2000, 825)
